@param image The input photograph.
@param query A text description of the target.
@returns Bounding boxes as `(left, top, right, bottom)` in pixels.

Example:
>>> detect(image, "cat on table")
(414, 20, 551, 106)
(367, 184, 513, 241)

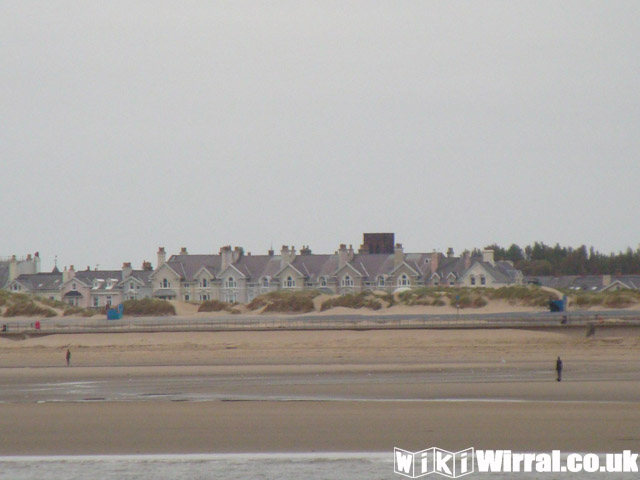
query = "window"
(284, 276, 294, 288)
(184, 294, 190, 302)
(106, 296, 112, 306)
(226, 277, 237, 288)
(130, 282, 134, 290)
(449, 280, 455, 286)
(470, 275, 476, 286)
(199, 294, 210, 301)
(72, 283, 77, 291)
(93, 297, 99, 307)
(162, 278, 170, 288)
(377, 277, 385, 287)
(480, 275, 486, 286)
(320, 277, 327, 287)
(201, 278, 208, 288)
(262, 278, 269, 288)
(225, 293, 237, 303)
(398, 274, 410, 287)
(93, 280, 99, 289)
(342, 275, 354, 287)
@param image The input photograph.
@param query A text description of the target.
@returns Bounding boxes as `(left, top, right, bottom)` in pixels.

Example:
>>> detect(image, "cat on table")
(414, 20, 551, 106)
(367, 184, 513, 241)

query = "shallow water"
(0, 453, 637, 480)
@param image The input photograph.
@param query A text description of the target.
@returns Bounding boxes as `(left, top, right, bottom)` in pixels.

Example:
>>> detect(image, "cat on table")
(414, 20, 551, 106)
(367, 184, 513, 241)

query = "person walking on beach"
(66, 349, 71, 367)
(556, 356, 563, 382)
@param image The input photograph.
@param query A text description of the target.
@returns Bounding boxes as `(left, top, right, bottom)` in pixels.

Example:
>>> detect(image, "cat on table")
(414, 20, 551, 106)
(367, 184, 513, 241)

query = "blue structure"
(549, 295, 568, 312)
(107, 303, 124, 320)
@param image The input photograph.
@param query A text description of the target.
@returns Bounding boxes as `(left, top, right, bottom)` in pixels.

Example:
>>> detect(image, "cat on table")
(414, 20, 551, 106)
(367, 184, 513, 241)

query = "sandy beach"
(1, 327, 639, 455)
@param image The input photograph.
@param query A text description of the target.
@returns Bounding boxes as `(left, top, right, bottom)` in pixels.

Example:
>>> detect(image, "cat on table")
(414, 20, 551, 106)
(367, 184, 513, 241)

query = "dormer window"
(93, 280, 99, 289)
(284, 276, 294, 288)
(226, 277, 237, 288)
(398, 274, 410, 287)
(320, 277, 327, 287)
(162, 278, 170, 288)
(342, 275, 354, 287)
(201, 278, 208, 288)
(262, 278, 269, 288)
(377, 277, 385, 287)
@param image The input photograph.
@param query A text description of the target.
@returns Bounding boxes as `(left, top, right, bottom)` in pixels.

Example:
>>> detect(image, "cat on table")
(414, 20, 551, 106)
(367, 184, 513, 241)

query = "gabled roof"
(273, 262, 306, 279)
(334, 262, 366, 278)
(217, 263, 247, 279)
(12, 272, 63, 291)
(163, 254, 221, 281)
(389, 260, 421, 277)
(119, 270, 154, 287)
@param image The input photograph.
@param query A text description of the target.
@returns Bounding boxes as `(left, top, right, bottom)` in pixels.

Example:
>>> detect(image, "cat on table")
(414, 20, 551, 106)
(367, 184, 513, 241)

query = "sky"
(2, 1, 639, 271)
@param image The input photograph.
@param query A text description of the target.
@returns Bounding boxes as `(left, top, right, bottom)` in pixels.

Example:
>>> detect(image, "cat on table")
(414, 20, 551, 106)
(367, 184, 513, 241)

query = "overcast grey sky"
(2, 1, 639, 271)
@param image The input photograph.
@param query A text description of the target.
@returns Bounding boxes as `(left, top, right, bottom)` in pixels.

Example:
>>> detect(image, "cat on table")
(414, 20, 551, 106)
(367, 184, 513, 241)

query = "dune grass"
(248, 290, 320, 313)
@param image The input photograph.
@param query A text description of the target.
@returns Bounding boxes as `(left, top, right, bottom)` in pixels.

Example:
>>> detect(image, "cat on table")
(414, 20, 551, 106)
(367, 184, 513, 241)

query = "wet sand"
(0, 328, 639, 454)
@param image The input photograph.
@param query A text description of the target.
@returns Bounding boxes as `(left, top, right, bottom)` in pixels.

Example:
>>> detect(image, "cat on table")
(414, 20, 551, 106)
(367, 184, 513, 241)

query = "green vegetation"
(40, 298, 68, 309)
(248, 290, 320, 313)
(320, 292, 383, 311)
(121, 298, 176, 316)
(62, 306, 96, 317)
(198, 300, 240, 314)
(569, 290, 640, 309)
(396, 287, 448, 307)
(3, 302, 57, 318)
(483, 286, 552, 307)
(483, 242, 640, 276)
(0, 291, 57, 317)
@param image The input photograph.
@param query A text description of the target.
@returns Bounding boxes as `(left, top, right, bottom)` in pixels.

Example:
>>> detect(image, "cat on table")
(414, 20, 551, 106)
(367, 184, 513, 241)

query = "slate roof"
(13, 272, 63, 291)
(165, 254, 221, 281)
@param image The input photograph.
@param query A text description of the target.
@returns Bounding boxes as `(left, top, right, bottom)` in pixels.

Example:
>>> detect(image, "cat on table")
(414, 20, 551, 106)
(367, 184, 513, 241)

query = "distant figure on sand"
(556, 356, 563, 382)
(66, 349, 71, 366)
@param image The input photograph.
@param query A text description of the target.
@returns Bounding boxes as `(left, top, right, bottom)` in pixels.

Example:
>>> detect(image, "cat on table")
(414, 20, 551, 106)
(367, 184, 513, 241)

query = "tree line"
(476, 243, 640, 276)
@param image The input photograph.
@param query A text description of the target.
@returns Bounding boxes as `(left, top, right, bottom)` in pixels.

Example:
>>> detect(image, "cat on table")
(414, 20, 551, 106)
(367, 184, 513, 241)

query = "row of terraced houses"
(4, 233, 527, 308)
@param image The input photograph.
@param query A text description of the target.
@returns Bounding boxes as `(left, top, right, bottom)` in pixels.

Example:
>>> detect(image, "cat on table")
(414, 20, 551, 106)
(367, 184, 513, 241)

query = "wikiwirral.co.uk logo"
(394, 447, 474, 478)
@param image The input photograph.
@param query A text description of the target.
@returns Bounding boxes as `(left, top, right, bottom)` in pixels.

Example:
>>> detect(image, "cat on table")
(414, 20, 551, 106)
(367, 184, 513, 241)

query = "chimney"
(142, 261, 153, 271)
(63, 265, 76, 283)
(233, 246, 244, 263)
(482, 249, 495, 266)
(220, 245, 233, 272)
(157, 247, 166, 269)
(463, 251, 471, 270)
(180, 247, 188, 255)
(447, 247, 454, 258)
(268, 248, 274, 256)
(8, 255, 17, 282)
(280, 245, 295, 269)
(122, 262, 133, 280)
(300, 245, 312, 255)
(394, 243, 404, 268)
(338, 244, 349, 269)
(430, 251, 439, 274)
(26, 254, 32, 260)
